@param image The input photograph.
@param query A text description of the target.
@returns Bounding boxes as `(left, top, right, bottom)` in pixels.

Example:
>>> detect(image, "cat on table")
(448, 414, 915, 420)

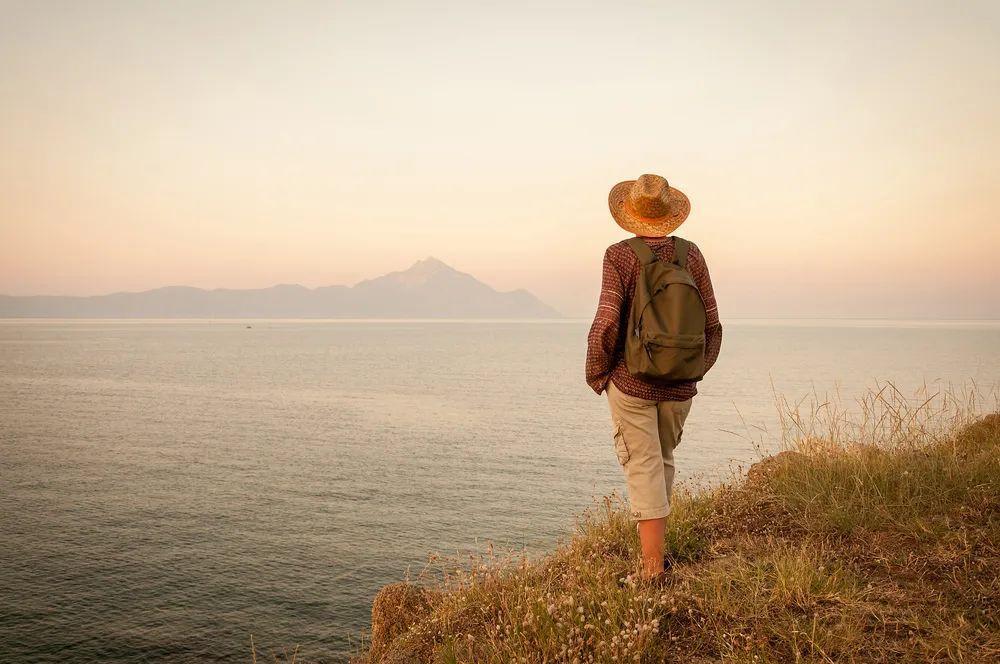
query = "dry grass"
(353, 383, 999, 663)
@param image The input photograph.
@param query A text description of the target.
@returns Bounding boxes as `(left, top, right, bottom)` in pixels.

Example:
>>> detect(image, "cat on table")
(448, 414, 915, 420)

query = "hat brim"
(608, 180, 691, 236)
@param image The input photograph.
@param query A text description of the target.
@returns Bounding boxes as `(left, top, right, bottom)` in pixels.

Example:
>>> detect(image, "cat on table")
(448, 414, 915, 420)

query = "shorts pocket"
(612, 422, 630, 465)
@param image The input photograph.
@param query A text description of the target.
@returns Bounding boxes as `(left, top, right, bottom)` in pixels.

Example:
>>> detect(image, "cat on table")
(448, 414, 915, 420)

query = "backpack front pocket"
(638, 333, 705, 381)
(637, 334, 705, 380)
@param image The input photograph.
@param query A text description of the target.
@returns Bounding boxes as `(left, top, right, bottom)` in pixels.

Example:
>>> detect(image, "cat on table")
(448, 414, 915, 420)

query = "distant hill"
(0, 258, 560, 319)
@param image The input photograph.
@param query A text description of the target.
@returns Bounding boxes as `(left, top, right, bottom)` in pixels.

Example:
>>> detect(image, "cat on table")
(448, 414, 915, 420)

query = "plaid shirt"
(586, 236, 722, 400)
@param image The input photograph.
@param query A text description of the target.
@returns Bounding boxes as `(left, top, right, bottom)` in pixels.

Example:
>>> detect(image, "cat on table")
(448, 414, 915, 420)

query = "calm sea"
(2, 319, 998, 662)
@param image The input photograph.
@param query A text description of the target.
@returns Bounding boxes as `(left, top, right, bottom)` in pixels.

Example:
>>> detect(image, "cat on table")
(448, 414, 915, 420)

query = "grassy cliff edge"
(359, 387, 999, 663)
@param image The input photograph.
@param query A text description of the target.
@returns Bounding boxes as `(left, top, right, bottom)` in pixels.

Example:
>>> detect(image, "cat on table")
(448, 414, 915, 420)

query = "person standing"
(586, 174, 723, 581)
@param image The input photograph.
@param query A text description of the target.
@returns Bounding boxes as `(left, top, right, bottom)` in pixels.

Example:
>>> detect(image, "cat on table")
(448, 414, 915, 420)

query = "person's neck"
(635, 234, 667, 240)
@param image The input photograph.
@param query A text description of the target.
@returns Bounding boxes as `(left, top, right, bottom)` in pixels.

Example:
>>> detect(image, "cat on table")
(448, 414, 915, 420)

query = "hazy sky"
(2, 0, 998, 317)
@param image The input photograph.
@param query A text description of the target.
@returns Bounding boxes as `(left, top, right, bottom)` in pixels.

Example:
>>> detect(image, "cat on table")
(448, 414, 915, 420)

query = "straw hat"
(608, 174, 690, 237)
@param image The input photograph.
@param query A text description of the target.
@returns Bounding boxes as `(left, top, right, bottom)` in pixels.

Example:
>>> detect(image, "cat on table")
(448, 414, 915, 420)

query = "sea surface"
(2, 319, 998, 662)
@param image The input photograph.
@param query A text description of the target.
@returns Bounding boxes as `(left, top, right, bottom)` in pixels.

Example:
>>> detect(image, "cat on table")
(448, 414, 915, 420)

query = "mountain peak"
(388, 257, 461, 286)
(407, 256, 454, 274)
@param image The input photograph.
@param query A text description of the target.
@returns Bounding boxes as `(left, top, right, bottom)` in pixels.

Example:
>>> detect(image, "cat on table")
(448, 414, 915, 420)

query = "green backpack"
(624, 237, 707, 382)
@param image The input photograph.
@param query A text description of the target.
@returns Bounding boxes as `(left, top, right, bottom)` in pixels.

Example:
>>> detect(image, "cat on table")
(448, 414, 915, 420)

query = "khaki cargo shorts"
(606, 381, 692, 521)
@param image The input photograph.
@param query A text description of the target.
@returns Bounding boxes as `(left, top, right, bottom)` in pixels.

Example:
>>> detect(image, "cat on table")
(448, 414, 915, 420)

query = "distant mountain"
(0, 258, 560, 319)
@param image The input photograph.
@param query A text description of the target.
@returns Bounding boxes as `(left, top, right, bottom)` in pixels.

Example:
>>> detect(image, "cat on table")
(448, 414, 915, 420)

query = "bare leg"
(637, 517, 666, 578)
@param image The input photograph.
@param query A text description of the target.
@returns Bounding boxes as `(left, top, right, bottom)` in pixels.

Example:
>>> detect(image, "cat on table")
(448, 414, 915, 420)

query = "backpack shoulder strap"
(672, 236, 690, 268)
(625, 237, 658, 265)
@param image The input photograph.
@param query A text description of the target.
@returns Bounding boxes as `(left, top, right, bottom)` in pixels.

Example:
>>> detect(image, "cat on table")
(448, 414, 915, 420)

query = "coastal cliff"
(357, 396, 999, 663)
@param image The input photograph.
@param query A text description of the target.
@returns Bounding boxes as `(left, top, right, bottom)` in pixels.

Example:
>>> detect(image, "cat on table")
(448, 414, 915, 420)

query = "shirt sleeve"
(686, 243, 723, 374)
(585, 247, 625, 394)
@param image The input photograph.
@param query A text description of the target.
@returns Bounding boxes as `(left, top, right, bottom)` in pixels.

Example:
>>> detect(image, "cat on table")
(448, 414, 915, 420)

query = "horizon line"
(1, 316, 997, 323)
